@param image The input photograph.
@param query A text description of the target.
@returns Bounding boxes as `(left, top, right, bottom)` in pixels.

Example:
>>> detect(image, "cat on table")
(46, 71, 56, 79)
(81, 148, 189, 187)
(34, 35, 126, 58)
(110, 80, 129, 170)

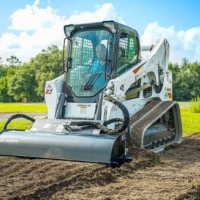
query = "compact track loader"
(0, 21, 182, 166)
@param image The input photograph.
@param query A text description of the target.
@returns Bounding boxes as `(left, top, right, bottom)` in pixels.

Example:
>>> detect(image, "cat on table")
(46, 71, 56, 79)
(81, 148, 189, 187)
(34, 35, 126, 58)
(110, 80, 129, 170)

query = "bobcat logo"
(45, 84, 53, 95)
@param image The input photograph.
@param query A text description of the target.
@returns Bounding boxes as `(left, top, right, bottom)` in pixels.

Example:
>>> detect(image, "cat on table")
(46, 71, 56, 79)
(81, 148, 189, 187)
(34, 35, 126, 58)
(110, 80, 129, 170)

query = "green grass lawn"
(0, 103, 200, 136)
(0, 103, 47, 131)
(180, 107, 200, 136)
(0, 103, 47, 113)
(0, 120, 33, 131)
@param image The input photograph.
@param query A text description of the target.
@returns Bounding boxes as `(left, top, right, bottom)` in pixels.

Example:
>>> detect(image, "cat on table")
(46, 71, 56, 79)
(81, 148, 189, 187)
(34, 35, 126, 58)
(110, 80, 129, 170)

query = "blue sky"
(0, 0, 200, 63)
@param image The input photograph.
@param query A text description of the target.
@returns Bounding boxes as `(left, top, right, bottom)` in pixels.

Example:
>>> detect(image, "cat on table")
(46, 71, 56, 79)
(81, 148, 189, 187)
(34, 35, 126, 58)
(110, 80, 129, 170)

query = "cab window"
(117, 33, 139, 76)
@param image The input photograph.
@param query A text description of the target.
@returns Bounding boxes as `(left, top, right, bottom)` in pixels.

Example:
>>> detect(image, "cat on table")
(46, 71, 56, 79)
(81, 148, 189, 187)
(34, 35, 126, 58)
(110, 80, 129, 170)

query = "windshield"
(67, 30, 113, 97)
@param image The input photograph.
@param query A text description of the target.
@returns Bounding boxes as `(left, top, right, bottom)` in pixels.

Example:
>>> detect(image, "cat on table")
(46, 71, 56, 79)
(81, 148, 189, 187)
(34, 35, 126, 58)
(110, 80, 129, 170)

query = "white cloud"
(9, 1, 61, 31)
(141, 22, 175, 45)
(65, 3, 125, 24)
(0, 1, 125, 63)
(141, 22, 200, 63)
(1, 1, 200, 64)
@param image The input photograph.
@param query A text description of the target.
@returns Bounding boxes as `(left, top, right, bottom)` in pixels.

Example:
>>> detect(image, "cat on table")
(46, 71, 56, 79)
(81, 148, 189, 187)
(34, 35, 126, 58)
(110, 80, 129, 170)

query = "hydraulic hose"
(66, 94, 130, 135)
(99, 94, 130, 134)
(3, 114, 35, 131)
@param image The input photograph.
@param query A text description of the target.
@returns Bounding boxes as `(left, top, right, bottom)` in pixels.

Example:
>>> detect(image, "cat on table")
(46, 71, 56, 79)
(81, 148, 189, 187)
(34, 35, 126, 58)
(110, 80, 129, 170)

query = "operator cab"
(63, 21, 141, 103)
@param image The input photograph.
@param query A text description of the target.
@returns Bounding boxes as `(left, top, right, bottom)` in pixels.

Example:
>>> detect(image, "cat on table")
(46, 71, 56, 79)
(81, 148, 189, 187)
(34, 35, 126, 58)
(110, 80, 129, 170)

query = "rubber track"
(129, 100, 176, 146)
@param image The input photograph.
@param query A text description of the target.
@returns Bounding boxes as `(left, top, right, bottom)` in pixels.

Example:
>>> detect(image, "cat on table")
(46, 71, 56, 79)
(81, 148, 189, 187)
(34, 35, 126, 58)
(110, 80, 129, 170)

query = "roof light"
(103, 22, 116, 33)
(64, 25, 75, 38)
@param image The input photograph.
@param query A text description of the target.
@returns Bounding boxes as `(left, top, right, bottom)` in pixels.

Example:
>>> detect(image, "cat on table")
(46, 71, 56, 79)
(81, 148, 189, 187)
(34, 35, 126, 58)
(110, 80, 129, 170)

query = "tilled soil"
(0, 132, 200, 200)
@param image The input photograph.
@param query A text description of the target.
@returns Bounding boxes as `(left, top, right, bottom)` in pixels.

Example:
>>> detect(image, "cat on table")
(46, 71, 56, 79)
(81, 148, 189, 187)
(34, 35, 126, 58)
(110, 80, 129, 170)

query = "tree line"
(0, 45, 200, 102)
(169, 58, 200, 101)
(0, 45, 63, 102)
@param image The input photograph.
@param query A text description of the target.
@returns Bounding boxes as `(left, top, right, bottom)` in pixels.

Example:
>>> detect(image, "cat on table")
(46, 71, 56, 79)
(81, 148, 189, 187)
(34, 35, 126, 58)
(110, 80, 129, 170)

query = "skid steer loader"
(0, 21, 182, 166)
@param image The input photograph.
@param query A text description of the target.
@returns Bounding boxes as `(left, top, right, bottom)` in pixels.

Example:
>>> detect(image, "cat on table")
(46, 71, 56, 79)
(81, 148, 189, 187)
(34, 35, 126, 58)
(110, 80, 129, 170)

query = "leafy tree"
(5, 46, 63, 101)
(0, 56, 22, 102)
(188, 61, 200, 97)
(7, 63, 37, 101)
(33, 45, 63, 98)
(0, 65, 16, 102)
(169, 59, 200, 101)
(6, 55, 21, 66)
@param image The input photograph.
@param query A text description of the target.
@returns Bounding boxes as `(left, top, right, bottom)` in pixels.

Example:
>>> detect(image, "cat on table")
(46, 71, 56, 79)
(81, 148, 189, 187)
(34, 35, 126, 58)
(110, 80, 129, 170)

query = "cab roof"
(64, 20, 139, 38)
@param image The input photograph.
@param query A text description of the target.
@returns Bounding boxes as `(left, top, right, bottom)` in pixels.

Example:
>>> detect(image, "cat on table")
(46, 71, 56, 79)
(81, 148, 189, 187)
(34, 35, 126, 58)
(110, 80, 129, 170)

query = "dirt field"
(0, 130, 200, 200)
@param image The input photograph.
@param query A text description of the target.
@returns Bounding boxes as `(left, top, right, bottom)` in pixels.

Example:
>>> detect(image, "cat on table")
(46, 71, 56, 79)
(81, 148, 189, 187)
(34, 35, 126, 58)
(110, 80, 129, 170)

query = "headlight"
(64, 25, 75, 38)
(103, 22, 116, 33)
